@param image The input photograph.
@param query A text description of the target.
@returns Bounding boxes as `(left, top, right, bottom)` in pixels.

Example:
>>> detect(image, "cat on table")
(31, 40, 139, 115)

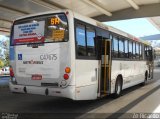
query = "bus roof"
(73, 11, 151, 46)
(14, 9, 151, 46)
(14, 9, 69, 21)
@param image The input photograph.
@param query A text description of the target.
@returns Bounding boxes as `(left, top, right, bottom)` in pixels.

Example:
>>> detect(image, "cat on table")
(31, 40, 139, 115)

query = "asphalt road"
(0, 67, 160, 119)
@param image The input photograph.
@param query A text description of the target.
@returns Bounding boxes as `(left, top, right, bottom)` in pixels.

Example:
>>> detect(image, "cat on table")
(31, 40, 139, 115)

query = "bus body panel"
(75, 84, 98, 100)
(14, 43, 70, 87)
(9, 82, 76, 100)
(75, 60, 98, 100)
(110, 60, 147, 93)
(10, 10, 77, 100)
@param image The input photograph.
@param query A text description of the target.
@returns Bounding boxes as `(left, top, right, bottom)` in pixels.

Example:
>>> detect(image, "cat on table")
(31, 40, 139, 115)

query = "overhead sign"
(14, 21, 45, 44)
(50, 18, 60, 25)
(52, 30, 64, 40)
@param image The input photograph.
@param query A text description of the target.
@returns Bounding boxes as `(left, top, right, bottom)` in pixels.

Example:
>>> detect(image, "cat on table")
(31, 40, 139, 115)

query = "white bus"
(9, 9, 154, 100)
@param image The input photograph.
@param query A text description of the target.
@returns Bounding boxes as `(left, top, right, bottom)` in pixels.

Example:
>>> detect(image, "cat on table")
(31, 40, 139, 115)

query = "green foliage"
(0, 60, 4, 68)
(4, 50, 9, 67)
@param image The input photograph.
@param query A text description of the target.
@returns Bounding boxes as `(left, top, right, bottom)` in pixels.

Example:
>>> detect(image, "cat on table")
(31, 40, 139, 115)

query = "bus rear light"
(63, 74, 69, 80)
(10, 67, 14, 77)
(65, 67, 71, 73)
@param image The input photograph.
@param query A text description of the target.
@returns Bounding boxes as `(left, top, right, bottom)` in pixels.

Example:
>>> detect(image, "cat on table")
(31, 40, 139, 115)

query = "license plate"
(32, 74, 42, 80)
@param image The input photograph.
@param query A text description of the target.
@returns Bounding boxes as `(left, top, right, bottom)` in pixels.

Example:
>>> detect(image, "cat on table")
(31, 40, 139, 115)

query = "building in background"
(141, 34, 160, 66)
(140, 34, 160, 47)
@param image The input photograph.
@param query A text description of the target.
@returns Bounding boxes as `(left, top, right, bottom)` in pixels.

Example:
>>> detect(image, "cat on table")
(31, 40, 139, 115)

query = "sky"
(104, 18, 160, 38)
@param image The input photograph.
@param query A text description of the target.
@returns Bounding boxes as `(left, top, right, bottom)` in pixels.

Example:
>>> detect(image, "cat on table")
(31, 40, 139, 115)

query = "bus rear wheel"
(113, 76, 122, 98)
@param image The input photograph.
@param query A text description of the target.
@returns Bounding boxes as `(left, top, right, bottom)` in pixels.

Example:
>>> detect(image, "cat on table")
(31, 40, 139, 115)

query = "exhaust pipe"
(23, 87, 27, 93)
(45, 88, 49, 96)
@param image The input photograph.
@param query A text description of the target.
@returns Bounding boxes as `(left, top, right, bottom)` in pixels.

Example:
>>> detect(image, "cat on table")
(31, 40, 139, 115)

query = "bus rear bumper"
(9, 82, 76, 100)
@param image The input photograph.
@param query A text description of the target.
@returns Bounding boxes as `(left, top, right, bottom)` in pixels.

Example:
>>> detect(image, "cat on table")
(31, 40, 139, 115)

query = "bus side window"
(124, 39, 129, 58)
(86, 26, 96, 56)
(129, 41, 133, 59)
(76, 24, 86, 56)
(144, 46, 148, 60)
(136, 42, 140, 59)
(111, 35, 114, 58)
(139, 44, 142, 59)
(119, 38, 125, 58)
(148, 47, 153, 61)
(113, 36, 118, 58)
(133, 42, 136, 59)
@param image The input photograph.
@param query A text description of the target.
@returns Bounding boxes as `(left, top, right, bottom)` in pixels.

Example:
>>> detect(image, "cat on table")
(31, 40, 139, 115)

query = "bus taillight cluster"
(63, 67, 71, 80)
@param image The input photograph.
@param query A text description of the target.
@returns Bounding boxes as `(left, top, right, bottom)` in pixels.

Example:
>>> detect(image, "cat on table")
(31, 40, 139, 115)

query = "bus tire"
(141, 71, 148, 86)
(113, 76, 122, 98)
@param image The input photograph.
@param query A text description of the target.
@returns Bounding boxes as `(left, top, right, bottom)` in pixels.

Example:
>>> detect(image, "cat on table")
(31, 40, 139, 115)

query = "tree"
(4, 50, 9, 67)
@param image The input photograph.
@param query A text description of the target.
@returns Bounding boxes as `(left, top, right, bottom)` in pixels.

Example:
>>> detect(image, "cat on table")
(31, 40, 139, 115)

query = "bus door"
(95, 36, 111, 97)
(100, 39, 111, 96)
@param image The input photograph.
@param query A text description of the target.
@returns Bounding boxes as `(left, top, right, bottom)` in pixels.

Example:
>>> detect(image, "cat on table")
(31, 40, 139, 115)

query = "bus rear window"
(11, 13, 68, 45)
